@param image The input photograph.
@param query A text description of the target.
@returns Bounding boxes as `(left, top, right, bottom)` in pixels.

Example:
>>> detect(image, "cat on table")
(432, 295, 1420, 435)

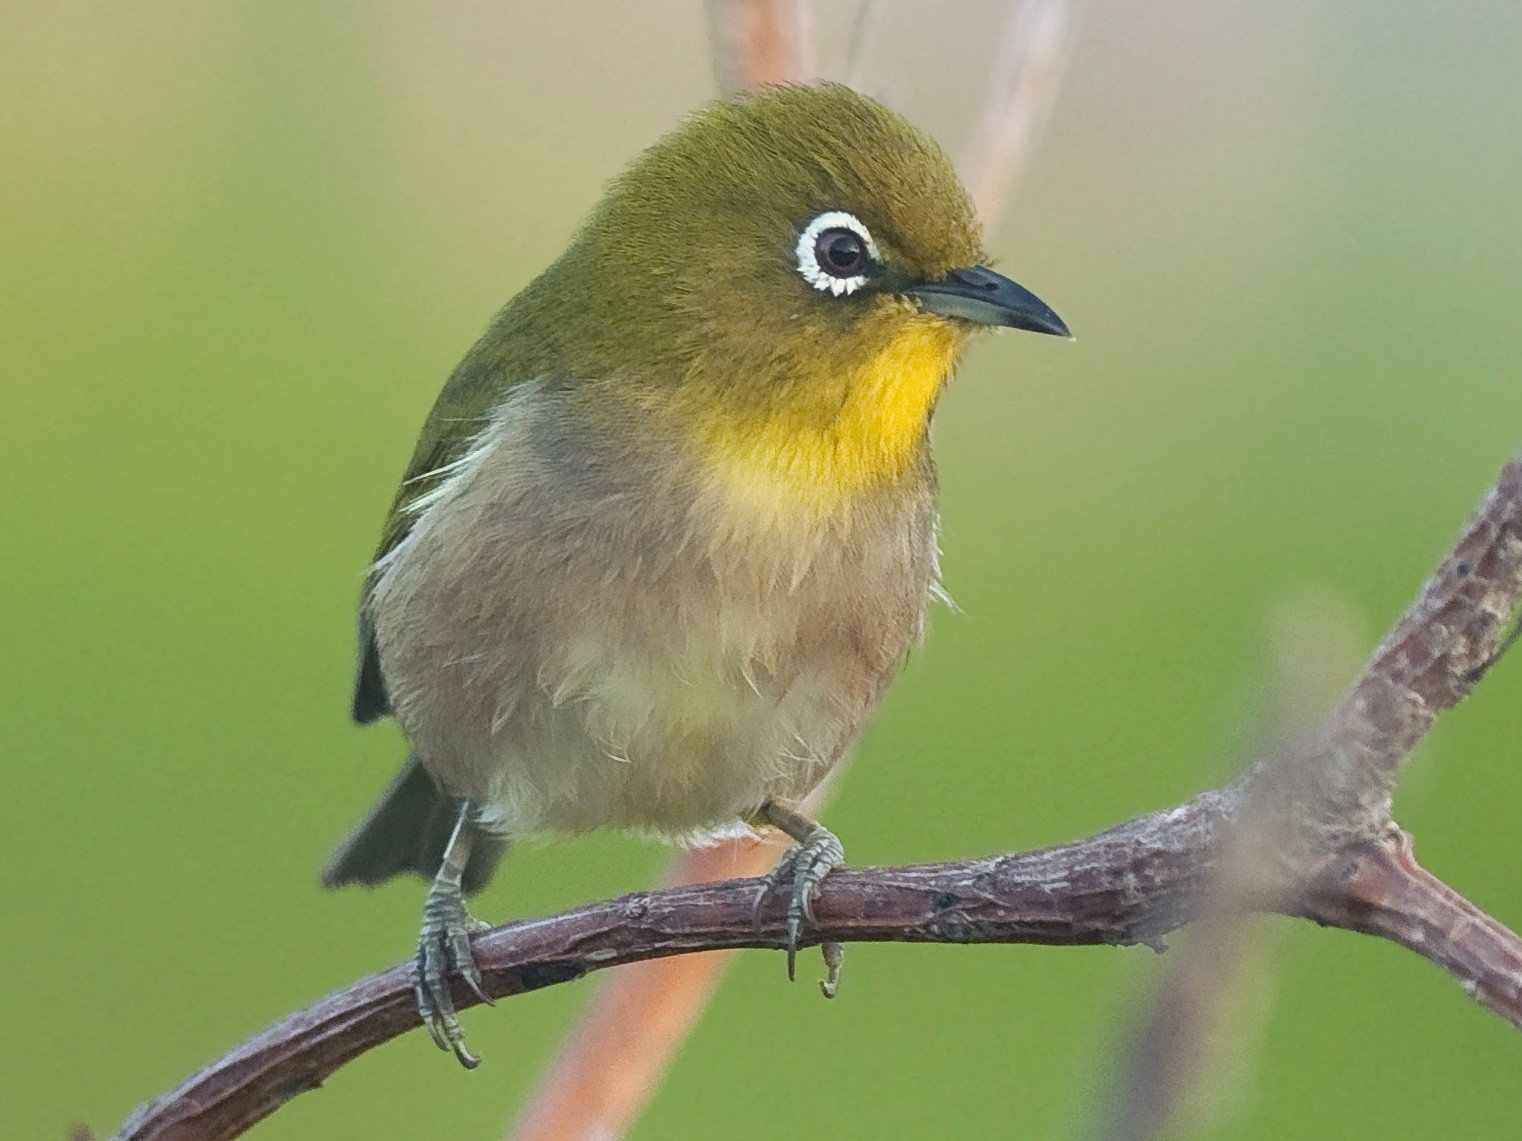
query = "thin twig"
(1298, 830, 1522, 1029)
(959, 0, 1077, 231)
(1098, 459, 1522, 1141)
(706, 0, 816, 94)
(507, 776, 831, 1141)
(841, 0, 879, 91)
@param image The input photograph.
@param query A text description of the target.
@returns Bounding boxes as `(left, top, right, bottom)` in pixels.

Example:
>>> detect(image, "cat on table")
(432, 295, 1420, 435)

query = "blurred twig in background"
(960, 0, 1076, 232)
(841, 0, 879, 92)
(505, 838, 776, 1141)
(507, 767, 834, 1141)
(706, 0, 815, 94)
(1099, 593, 1366, 1141)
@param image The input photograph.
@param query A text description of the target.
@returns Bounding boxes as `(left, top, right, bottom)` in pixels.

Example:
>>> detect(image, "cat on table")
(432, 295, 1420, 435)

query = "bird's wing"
(351, 354, 521, 724)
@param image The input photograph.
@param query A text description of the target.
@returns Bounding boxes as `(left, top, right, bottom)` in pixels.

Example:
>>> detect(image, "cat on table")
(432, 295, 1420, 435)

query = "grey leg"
(414, 802, 494, 1068)
(755, 799, 846, 996)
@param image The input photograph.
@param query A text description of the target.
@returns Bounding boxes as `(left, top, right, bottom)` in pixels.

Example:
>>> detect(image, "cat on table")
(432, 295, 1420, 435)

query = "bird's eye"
(796, 210, 878, 297)
(817, 229, 866, 275)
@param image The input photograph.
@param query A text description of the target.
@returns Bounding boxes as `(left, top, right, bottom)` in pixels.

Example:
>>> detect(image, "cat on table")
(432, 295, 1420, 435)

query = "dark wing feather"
(321, 755, 508, 895)
(351, 612, 390, 724)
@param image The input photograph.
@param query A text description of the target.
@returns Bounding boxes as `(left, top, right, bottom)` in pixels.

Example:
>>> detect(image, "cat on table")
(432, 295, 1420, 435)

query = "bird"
(322, 82, 1069, 1067)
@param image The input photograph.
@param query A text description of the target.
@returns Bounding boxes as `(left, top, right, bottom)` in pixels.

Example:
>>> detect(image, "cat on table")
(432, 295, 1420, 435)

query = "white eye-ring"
(795, 210, 878, 297)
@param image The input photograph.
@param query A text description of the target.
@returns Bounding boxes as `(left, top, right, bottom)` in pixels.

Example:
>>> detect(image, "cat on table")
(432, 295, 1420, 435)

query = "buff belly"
(374, 552, 884, 839)
(472, 646, 851, 838)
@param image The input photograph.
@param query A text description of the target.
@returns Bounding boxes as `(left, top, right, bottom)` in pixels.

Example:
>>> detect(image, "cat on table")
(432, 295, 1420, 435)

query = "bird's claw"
(414, 885, 492, 1068)
(819, 939, 844, 998)
(753, 823, 845, 991)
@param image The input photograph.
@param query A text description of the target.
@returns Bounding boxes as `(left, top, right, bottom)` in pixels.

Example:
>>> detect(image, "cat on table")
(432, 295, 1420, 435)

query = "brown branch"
(1298, 830, 1522, 1030)
(110, 452, 1522, 1141)
(117, 794, 1235, 1141)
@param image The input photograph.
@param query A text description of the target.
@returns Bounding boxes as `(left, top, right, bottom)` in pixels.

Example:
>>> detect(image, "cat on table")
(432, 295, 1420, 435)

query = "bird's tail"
(321, 755, 507, 897)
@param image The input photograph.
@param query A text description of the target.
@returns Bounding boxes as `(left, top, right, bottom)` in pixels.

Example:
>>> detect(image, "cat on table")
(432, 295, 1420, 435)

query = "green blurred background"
(6, 2, 1522, 1137)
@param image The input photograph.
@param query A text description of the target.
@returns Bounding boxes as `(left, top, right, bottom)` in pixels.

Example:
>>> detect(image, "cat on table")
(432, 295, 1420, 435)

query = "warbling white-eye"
(323, 82, 1069, 1066)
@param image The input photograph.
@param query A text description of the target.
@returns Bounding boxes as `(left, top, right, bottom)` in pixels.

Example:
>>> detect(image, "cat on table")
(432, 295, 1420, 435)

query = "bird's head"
(522, 83, 1069, 519)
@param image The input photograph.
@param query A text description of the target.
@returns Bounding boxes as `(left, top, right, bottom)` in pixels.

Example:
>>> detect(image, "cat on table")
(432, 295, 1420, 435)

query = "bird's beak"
(904, 265, 1071, 338)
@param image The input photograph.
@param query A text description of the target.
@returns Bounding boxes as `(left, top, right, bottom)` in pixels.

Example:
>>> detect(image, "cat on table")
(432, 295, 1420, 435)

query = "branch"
(111, 453, 1522, 1141)
(1298, 830, 1522, 1029)
(118, 793, 1234, 1141)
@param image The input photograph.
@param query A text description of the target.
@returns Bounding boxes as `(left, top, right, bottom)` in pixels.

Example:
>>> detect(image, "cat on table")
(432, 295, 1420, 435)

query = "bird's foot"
(414, 880, 493, 1068)
(753, 806, 845, 994)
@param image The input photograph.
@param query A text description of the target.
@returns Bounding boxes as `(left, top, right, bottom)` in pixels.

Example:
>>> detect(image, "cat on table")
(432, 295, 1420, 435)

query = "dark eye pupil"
(817, 229, 866, 276)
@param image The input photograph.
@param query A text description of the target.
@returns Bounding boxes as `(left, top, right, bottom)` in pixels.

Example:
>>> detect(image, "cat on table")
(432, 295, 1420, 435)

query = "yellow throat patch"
(698, 318, 964, 526)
